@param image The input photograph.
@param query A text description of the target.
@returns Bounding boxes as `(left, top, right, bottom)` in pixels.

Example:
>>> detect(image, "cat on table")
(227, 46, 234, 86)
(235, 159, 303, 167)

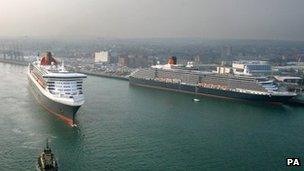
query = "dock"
(77, 70, 129, 81)
(0, 59, 28, 66)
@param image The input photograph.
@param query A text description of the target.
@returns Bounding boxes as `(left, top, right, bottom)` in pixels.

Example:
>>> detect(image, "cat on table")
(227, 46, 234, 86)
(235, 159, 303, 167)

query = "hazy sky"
(0, 0, 304, 40)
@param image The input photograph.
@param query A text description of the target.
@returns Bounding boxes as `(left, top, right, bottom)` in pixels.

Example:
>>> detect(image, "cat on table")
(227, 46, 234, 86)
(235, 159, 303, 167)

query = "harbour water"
(0, 63, 304, 170)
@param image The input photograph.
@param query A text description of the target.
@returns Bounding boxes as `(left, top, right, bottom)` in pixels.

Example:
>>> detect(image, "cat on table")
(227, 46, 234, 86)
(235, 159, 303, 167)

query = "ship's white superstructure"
(27, 52, 86, 125)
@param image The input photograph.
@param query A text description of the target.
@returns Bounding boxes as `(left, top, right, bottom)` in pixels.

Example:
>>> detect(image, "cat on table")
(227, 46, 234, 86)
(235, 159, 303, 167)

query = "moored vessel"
(289, 94, 304, 105)
(129, 58, 296, 103)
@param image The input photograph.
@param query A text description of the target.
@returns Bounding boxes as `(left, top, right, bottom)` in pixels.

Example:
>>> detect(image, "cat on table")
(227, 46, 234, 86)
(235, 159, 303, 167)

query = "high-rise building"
(94, 51, 111, 63)
(194, 55, 201, 65)
(221, 46, 232, 59)
(118, 57, 129, 67)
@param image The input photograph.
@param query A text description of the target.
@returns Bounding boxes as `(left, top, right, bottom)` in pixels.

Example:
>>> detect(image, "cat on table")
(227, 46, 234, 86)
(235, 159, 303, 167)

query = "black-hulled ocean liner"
(129, 57, 296, 103)
(28, 52, 86, 126)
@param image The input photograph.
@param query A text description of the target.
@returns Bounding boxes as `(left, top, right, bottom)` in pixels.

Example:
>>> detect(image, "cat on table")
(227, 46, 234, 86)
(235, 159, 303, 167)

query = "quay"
(0, 58, 129, 81)
(0, 58, 28, 66)
(76, 70, 129, 81)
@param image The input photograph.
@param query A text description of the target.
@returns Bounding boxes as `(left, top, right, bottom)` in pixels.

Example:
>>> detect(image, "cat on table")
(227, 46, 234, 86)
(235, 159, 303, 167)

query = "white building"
(232, 60, 271, 76)
(95, 51, 110, 63)
(274, 76, 302, 85)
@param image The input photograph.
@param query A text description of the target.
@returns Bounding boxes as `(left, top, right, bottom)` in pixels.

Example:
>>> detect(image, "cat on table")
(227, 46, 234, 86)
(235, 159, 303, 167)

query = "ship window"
(235, 69, 244, 72)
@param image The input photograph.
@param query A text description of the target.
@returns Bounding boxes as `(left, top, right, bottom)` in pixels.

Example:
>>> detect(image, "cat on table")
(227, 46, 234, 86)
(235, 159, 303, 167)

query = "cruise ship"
(27, 52, 86, 126)
(129, 57, 297, 103)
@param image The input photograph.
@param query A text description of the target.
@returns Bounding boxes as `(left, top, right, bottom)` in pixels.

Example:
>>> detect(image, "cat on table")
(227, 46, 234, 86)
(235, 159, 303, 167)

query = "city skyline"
(0, 0, 304, 41)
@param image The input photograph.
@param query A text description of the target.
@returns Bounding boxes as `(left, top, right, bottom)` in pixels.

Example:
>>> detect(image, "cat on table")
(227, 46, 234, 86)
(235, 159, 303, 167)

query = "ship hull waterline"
(129, 77, 295, 103)
(28, 74, 81, 126)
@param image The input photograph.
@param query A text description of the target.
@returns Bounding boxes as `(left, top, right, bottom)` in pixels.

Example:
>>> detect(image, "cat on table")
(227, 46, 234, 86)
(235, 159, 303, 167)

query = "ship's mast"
(37, 52, 40, 63)
(46, 138, 49, 149)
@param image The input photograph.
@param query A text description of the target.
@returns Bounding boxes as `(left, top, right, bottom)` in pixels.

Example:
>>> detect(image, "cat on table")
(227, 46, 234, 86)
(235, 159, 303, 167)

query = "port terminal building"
(216, 60, 271, 76)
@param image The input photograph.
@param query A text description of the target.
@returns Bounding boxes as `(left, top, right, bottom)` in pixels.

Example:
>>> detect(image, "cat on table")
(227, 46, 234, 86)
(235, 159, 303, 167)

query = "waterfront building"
(232, 60, 271, 76)
(118, 57, 129, 67)
(95, 51, 111, 63)
(134, 56, 149, 68)
(274, 76, 302, 85)
(127, 56, 136, 68)
(194, 55, 201, 65)
(221, 46, 232, 59)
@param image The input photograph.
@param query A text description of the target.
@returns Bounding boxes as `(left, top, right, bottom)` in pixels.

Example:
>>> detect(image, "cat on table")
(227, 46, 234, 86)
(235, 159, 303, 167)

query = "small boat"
(37, 139, 58, 171)
(193, 98, 200, 102)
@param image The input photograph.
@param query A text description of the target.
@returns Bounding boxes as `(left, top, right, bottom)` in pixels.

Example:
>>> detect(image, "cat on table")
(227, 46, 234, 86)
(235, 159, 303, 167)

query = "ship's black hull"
(288, 95, 304, 105)
(129, 77, 295, 103)
(28, 75, 80, 125)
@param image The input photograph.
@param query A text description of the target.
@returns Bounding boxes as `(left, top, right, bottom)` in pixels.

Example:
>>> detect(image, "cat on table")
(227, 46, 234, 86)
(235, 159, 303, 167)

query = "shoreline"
(76, 70, 129, 81)
(0, 59, 129, 81)
(0, 59, 28, 66)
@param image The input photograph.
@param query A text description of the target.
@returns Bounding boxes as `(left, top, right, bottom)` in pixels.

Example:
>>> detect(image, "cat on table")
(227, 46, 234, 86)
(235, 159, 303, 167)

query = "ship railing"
(270, 91, 296, 96)
(51, 91, 84, 99)
(234, 88, 268, 95)
(198, 82, 229, 90)
(180, 82, 196, 86)
(72, 95, 85, 102)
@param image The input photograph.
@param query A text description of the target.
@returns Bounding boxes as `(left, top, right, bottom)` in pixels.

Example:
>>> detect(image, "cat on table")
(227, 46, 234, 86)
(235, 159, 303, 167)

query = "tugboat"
(37, 139, 58, 171)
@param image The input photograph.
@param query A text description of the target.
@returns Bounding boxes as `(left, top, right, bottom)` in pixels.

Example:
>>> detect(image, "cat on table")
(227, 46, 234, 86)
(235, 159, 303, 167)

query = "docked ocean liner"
(129, 57, 296, 103)
(28, 52, 86, 126)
